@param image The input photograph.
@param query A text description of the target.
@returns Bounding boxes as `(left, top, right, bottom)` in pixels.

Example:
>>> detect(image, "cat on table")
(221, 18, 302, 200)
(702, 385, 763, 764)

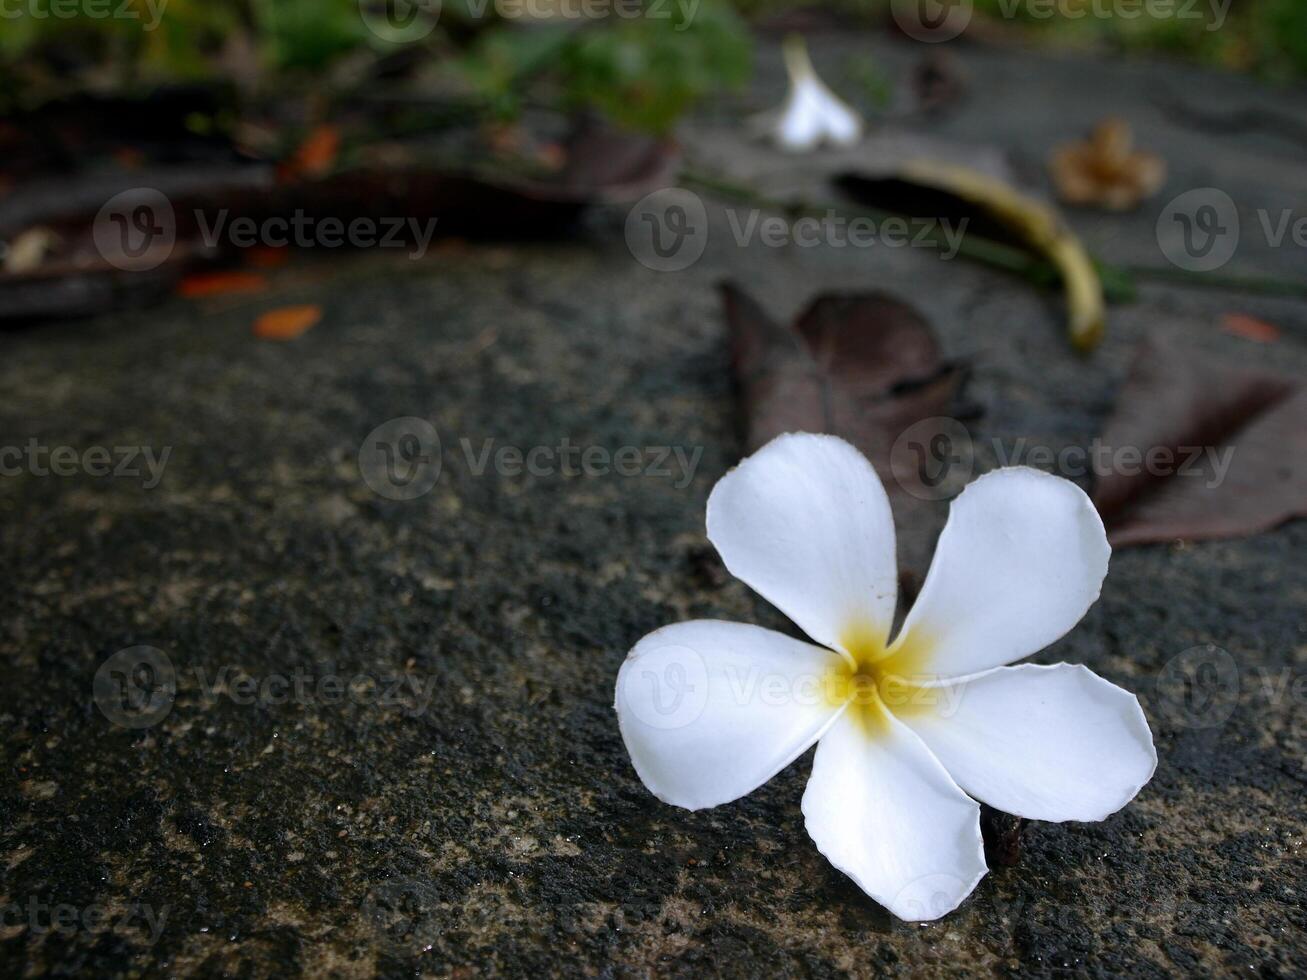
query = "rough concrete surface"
(2, 31, 1306, 979)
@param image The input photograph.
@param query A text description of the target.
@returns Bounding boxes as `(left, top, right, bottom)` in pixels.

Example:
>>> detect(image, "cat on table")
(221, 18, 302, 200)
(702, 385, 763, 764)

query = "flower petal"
(770, 35, 863, 152)
(807, 79, 863, 147)
(898, 663, 1157, 822)
(707, 433, 898, 656)
(801, 708, 986, 921)
(616, 620, 848, 811)
(775, 88, 825, 153)
(895, 467, 1110, 677)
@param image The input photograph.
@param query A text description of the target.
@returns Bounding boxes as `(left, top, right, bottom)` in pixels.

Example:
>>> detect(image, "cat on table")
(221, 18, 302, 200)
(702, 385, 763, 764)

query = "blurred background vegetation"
(1, 0, 1304, 127)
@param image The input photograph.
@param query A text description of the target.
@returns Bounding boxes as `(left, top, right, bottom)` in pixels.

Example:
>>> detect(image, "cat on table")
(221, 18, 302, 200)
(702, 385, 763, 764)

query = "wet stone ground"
(3, 32, 1306, 979)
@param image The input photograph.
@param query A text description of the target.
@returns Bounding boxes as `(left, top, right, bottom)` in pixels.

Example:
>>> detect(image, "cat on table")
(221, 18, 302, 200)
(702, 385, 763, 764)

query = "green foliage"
(1, 0, 751, 131)
(443, 2, 754, 132)
(457, 22, 576, 117)
(555, 2, 752, 132)
(844, 53, 892, 110)
(1256, 0, 1307, 81)
(3, 0, 1304, 124)
(249, 0, 369, 72)
(969, 0, 1307, 79)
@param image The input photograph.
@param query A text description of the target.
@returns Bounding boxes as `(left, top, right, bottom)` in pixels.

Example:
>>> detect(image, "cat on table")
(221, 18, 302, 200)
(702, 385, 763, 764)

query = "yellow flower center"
(825, 619, 939, 738)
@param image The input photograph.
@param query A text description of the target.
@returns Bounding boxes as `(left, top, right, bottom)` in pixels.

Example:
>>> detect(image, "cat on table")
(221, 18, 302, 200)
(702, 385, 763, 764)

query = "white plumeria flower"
(615, 433, 1156, 922)
(754, 35, 864, 152)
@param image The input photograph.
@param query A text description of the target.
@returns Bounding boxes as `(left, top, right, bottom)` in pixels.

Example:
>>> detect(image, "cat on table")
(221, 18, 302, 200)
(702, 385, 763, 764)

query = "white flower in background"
(754, 35, 864, 152)
(615, 433, 1156, 921)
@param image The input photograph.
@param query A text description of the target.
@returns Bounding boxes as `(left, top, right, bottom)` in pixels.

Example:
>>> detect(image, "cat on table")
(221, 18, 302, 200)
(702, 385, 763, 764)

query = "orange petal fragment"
(254, 304, 321, 340)
(1221, 313, 1280, 343)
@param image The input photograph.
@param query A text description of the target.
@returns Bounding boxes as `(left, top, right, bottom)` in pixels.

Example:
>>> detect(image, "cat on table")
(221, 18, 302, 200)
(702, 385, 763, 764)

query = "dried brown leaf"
(1049, 118, 1166, 212)
(1093, 337, 1306, 546)
(722, 282, 969, 571)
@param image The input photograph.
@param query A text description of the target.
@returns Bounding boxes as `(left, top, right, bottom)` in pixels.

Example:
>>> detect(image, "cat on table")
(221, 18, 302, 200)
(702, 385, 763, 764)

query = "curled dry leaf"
(837, 161, 1105, 351)
(1050, 118, 1166, 212)
(1093, 336, 1306, 547)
